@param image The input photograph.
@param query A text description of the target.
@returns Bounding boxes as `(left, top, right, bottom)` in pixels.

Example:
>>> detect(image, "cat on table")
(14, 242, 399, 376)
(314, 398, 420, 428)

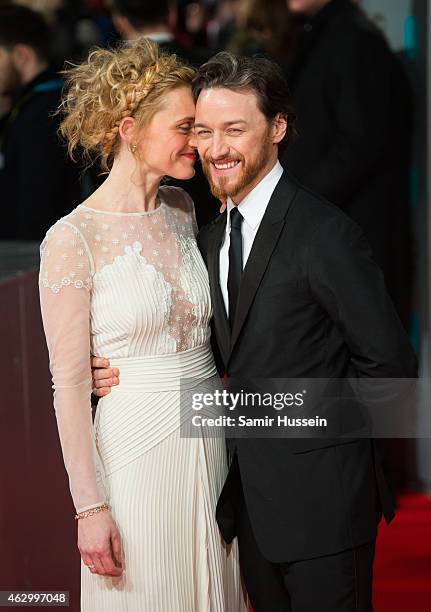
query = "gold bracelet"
(74, 503, 110, 520)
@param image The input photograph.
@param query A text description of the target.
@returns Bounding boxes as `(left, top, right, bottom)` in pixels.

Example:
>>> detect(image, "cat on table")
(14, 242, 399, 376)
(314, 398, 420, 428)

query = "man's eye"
(227, 129, 243, 135)
(196, 130, 211, 138)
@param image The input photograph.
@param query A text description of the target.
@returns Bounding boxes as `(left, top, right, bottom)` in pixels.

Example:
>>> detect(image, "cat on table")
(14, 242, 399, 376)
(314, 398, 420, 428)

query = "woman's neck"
(85, 155, 162, 213)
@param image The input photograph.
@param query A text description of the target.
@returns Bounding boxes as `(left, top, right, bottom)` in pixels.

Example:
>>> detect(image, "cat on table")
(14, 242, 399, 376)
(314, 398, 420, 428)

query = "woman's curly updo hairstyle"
(58, 38, 195, 172)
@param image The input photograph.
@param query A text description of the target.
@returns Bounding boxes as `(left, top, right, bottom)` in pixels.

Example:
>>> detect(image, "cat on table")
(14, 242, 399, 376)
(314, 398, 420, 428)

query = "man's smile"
(210, 159, 241, 175)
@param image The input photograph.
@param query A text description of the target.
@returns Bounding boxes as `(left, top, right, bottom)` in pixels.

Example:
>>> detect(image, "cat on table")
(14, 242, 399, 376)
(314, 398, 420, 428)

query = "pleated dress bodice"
(40, 186, 212, 359)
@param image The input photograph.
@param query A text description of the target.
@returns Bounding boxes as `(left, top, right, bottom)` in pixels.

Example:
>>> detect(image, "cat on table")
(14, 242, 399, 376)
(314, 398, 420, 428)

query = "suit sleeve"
(308, 214, 417, 378)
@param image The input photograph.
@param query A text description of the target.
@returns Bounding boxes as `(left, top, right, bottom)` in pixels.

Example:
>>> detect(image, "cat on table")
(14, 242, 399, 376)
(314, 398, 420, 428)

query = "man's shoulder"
(327, 4, 389, 51)
(286, 174, 345, 218)
(11, 90, 61, 139)
(286, 174, 362, 238)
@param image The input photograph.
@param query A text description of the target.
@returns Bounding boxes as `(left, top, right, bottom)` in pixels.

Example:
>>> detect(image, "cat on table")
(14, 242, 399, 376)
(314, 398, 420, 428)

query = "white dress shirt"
(145, 32, 175, 44)
(219, 160, 284, 315)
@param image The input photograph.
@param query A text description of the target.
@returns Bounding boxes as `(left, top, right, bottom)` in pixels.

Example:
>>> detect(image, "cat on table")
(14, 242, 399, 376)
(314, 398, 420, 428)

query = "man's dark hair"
(192, 52, 297, 153)
(111, 0, 170, 29)
(0, 4, 52, 60)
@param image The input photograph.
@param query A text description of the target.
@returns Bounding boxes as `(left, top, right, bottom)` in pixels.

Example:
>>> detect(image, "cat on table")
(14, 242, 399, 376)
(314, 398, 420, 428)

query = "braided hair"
(58, 38, 195, 172)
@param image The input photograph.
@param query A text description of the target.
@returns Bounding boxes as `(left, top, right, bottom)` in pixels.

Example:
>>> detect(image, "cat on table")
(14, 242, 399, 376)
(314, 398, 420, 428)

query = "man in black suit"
(191, 52, 416, 611)
(0, 5, 81, 241)
(283, 0, 412, 328)
(93, 52, 417, 610)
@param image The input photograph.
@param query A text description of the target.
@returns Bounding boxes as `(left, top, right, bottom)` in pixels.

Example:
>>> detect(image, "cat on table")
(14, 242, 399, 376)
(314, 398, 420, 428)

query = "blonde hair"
(58, 38, 195, 172)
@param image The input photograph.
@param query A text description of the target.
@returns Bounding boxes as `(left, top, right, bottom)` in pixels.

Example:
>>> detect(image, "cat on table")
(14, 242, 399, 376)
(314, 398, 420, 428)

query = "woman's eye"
(178, 125, 192, 133)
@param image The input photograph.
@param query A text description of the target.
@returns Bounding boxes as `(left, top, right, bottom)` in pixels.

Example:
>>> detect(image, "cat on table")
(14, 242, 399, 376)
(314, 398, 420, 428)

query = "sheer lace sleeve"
(39, 221, 106, 514)
(183, 190, 199, 237)
(161, 185, 199, 236)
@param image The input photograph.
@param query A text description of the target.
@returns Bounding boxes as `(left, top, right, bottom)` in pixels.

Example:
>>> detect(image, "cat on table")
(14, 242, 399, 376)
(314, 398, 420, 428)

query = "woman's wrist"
(75, 502, 110, 520)
(76, 500, 107, 514)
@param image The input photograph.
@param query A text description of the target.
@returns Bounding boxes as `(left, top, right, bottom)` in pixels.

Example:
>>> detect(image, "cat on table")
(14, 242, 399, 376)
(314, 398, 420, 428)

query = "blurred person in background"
(178, 0, 209, 49)
(110, 0, 218, 227)
(226, 0, 293, 63)
(206, 0, 242, 50)
(283, 0, 413, 330)
(12, 0, 62, 19)
(110, 0, 210, 66)
(0, 3, 81, 240)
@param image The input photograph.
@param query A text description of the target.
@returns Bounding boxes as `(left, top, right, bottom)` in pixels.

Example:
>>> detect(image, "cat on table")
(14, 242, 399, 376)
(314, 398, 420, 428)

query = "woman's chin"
(168, 168, 196, 181)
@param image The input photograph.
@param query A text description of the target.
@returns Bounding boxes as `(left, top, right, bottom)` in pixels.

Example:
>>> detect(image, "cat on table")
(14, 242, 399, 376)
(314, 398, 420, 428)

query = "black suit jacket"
(0, 70, 81, 241)
(197, 172, 417, 563)
(282, 0, 412, 323)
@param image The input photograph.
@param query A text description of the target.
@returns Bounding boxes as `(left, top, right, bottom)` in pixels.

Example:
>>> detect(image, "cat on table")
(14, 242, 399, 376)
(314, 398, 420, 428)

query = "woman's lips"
(182, 153, 196, 160)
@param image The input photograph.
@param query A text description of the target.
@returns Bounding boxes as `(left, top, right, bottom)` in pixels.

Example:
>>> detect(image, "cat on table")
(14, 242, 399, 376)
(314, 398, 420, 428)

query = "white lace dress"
(39, 186, 246, 612)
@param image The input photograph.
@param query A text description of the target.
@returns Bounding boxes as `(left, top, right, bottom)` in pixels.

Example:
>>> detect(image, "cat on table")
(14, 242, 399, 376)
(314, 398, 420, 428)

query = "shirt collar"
(226, 160, 284, 231)
(145, 32, 175, 43)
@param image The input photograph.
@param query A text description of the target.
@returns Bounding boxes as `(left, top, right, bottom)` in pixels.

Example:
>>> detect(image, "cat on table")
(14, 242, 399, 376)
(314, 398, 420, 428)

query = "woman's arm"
(39, 221, 123, 577)
(39, 221, 107, 513)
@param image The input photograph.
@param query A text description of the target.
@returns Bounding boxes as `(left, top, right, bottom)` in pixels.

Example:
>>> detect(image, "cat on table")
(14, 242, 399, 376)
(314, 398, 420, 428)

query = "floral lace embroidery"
(39, 186, 211, 354)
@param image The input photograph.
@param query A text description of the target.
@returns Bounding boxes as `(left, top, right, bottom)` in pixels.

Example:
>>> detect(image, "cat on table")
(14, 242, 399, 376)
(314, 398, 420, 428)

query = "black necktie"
(227, 207, 243, 329)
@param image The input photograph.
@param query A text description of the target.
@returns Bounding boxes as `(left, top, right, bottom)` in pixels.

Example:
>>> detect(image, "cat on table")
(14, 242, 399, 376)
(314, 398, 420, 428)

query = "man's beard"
(201, 139, 271, 201)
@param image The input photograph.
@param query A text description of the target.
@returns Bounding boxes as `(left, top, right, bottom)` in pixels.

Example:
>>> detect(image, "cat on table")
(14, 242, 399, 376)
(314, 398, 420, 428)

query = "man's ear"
(11, 44, 34, 71)
(272, 113, 288, 145)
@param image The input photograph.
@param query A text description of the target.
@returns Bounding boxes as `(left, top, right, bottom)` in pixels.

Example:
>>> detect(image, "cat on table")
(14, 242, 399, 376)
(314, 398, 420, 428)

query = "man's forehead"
(195, 87, 260, 122)
(196, 87, 257, 107)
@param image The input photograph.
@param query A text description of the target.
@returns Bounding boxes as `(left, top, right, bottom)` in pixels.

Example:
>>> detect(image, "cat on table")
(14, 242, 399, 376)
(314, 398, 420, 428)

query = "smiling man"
(194, 75, 291, 205)
(190, 52, 416, 612)
(195, 91, 284, 202)
(92, 52, 417, 611)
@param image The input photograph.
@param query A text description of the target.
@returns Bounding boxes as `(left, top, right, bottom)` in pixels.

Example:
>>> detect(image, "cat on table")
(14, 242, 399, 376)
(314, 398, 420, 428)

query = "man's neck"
(231, 158, 279, 206)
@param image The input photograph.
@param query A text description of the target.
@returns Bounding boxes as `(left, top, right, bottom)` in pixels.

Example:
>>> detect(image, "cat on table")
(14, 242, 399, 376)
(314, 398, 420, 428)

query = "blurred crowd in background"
(0, 0, 416, 363)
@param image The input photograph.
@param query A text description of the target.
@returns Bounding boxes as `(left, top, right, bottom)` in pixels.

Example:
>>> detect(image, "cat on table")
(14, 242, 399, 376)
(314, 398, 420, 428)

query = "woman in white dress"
(39, 38, 246, 611)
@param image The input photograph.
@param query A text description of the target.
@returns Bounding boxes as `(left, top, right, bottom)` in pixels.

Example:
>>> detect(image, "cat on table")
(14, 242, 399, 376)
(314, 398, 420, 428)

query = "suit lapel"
(207, 212, 230, 365)
(230, 175, 298, 356)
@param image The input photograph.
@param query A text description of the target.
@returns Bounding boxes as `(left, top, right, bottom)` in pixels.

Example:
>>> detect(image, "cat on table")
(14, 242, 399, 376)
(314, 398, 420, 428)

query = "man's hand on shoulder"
(91, 357, 120, 397)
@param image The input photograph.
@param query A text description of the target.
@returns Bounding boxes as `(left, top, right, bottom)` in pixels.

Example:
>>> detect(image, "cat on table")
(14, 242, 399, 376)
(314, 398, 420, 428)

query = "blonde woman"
(39, 38, 245, 611)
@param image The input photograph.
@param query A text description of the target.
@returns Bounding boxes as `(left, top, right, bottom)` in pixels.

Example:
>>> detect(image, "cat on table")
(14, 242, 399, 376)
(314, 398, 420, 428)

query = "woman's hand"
(78, 510, 123, 577)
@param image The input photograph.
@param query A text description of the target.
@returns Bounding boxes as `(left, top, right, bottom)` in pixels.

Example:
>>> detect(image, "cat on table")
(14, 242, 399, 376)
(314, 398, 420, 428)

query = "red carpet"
(374, 493, 431, 611)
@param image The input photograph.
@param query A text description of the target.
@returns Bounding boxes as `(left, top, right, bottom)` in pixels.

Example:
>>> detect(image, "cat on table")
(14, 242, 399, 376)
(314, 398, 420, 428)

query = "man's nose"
(209, 136, 229, 159)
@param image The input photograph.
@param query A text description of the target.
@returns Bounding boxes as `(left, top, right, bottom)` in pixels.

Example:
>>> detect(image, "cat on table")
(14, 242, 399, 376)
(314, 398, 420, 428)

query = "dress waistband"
(107, 343, 217, 391)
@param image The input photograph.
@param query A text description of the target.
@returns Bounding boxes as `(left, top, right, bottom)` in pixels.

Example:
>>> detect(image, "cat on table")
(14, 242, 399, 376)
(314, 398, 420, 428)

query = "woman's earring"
(131, 144, 137, 153)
